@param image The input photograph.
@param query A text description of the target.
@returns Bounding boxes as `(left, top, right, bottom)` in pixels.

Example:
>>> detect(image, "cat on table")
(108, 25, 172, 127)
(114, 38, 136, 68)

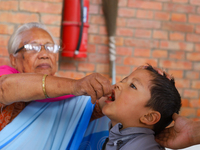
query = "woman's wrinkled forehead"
(20, 28, 54, 45)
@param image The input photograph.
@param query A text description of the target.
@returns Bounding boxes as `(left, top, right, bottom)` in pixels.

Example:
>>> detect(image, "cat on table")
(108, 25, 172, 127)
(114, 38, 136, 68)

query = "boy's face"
(102, 68, 153, 128)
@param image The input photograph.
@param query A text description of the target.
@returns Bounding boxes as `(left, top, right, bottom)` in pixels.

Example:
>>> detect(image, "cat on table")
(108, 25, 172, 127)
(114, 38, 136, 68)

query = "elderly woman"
(0, 22, 112, 149)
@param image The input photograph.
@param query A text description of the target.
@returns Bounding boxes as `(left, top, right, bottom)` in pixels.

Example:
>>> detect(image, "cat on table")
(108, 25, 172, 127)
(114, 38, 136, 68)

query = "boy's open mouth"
(108, 90, 115, 101)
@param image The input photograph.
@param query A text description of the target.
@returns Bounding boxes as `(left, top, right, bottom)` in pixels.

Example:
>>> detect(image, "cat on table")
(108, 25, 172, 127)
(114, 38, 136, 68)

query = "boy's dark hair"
(144, 65, 181, 135)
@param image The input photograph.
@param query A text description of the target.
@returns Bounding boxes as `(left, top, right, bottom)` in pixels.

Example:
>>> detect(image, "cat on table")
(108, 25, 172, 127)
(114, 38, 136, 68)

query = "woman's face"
(10, 28, 58, 75)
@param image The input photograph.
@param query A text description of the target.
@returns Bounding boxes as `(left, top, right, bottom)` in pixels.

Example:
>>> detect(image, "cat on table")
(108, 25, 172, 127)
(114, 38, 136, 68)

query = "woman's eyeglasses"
(15, 43, 61, 54)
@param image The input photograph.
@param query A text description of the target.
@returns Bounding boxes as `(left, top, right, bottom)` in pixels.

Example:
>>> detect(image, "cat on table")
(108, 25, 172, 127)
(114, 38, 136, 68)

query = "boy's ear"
(10, 54, 17, 68)
(140, 111, 161, 126)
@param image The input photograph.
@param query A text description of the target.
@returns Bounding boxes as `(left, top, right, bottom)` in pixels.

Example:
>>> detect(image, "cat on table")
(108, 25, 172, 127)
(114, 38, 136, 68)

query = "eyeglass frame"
(14, 43, 61, 54)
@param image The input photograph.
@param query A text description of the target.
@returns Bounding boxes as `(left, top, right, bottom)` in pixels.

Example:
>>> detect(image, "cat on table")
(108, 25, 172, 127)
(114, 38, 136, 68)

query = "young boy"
(99, 65, 181, 150)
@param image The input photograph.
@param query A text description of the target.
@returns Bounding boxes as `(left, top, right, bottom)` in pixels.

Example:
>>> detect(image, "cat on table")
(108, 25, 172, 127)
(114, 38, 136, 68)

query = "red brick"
(171, 13, 187, 22)
(0, 1, 18, 10)
(190, 0, 200, 5)
(160, 41, 193, 51)
(0, 46, 9, 57)
(175, 79, 190, 88)
(186, 34, 200, 43)
(0, 24, 14, 35)
(172, 0, 188, 3)
(88, 35, 108, 45)
(197, 7, 200, 14)
(195, 25, 200, 34)
(170, 32, 185, 41)
(88, 53, 109, 63)
(136, 10, 153, 19)
(154, 11, 170, 21)
(118, 8, 135, 17)
(125, 38, 159, 48)
(90, 0, 101, 4)
(162, 22, 194, 32)
(88, 24, 99, 34)
(177, 88, 183, 96)
(97, 45, 109, 54)
(156, 0, 171, 1)
(0, 12, 39, 24)
(116, 56, 123, 64)
(128, 0, 162, 10)
(127, 19, 161, 29)
(116, 75, 123, 83)
(74, 57, 87, 62)
(78, 63, 95, 72)
(191, 81, 200, 89)
(183, 90, 199, 98)
(169, 51, 185, 60)
(0, 57, 10, 66)
(181, 99, 189, 107)
(41, 15, 61, 25)
(152, 50, 168, 58)
(163, 3, 195, 13)
(134, 29, 151, 38)
(195, 44, 200, 51)
(119, 0, 128, 6)
(26, 0, 63, 2)
(87, 44, 96, 53)
(116, 66, 131, 75)
(153, 30, 168, 40)
(187, 52, 200, 61)
(168, 70, 184, 78)
(116, 28, 134, 37)
(99, 26, 107, 35)
(194, 63, 200, 71)
(134, 48, 151, 57)
(90, 16, 105, 25)
(117, 18, 127, 27)
(47, 26, 60, 38)
(116, 47, 132, 56)
(89, 4, 99, 14)
(124, 57, 157, 66)
(57, 71, 85, 79)
(189, 15, 200, 24)
(160, 60, 192, 69)
(180, 107, 196, 117)
(59, 62, 76, 71)
(197, 109, 200, 117)
(185, 71, 199, 79)
(96, 64, 109, 73)
(115, 37, 124, 46)
(193, 118, 200, 121)
(20, 1, 62, 14)
(0, 36, 9, 47)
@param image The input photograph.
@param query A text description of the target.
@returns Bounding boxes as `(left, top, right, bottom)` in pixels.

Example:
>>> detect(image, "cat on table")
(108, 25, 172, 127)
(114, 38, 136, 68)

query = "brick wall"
(0, 0, 200, 120)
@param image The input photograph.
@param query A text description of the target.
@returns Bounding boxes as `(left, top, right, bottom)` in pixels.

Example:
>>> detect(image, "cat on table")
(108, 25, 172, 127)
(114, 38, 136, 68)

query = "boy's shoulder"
(107, 124, 165, 150)
(121, 132, 165, 150)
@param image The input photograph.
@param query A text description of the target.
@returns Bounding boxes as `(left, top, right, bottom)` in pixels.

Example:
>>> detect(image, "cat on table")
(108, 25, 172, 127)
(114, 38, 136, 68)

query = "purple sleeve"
(0, 65, 19, 76)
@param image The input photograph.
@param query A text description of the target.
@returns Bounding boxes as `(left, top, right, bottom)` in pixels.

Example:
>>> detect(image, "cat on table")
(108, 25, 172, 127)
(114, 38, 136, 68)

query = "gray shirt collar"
(108, 122, 155, 145)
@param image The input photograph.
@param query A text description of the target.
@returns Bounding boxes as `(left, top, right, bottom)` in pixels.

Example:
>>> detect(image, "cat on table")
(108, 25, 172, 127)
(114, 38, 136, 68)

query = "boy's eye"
(130, 83, 137, 89)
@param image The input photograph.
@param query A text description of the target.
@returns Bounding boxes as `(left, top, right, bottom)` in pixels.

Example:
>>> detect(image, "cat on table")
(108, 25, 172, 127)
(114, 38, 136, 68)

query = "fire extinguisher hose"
(75, 0, 84, 55)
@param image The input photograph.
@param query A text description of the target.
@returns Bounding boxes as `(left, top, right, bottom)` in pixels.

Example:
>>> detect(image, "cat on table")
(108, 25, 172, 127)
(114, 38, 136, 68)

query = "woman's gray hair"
(8, 22, 56, 55)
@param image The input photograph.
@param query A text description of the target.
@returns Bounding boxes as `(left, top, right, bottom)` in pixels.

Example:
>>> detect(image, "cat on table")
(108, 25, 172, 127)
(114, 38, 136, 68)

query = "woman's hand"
(72, 73, 112, 104)
(155, 113, 200, 149)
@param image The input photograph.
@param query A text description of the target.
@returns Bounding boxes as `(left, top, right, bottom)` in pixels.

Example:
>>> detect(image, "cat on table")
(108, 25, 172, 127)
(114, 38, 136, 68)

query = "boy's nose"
(114, 83, 120, 90)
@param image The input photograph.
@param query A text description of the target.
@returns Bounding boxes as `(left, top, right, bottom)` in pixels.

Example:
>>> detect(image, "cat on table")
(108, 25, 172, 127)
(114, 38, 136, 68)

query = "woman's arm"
(156, 113, 200, 149)
(0, 73, 112, 105)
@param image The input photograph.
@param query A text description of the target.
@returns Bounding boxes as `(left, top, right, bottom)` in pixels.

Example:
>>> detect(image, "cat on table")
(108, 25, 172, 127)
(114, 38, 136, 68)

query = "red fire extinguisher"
(62, 0, 89, 58)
